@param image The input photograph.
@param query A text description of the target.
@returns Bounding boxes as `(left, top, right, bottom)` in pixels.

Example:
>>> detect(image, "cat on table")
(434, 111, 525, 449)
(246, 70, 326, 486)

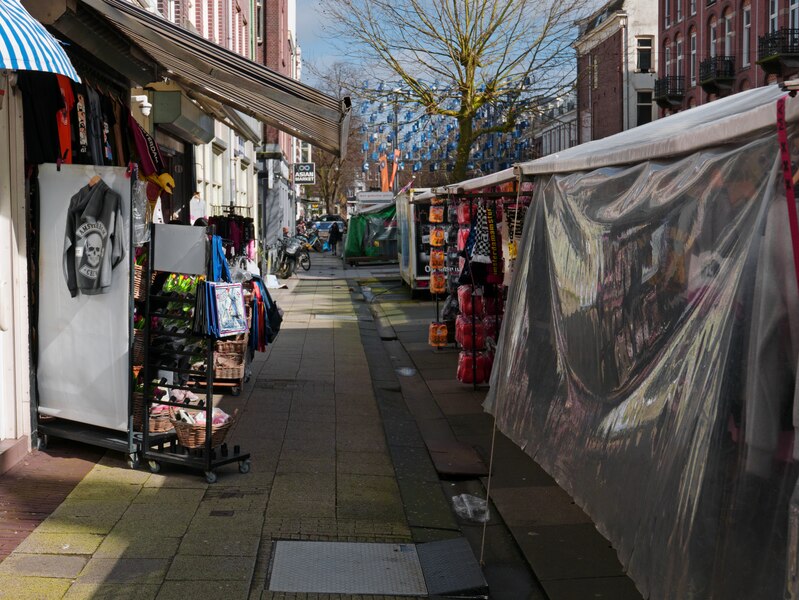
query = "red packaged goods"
(429, 205, 445, 223)
(483, 295, 503, 315)
(455, 315, 485, 350)
(483, 314, 502, 339)
(457, 351, 492, 384)
(429, 249, 445, 270)
(428, 322, 447, 347)
(458, 285, 484, 316)
(430, 227, 446, 247)
(430, 270, 447, 294)
(457, 202, 477, 225)
(457, 227, 470, 251)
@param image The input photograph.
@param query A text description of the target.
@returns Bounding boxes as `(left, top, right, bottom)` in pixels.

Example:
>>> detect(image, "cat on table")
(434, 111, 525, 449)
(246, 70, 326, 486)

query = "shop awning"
(439, 167, 516, 193)
(81, 0, 350, 156)
(0, 0, 80, 81)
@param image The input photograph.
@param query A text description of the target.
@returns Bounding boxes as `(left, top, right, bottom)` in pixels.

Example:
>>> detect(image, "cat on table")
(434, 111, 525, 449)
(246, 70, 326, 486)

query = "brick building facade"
(656, 0, 799, 114)
(575, 0, 659, 144)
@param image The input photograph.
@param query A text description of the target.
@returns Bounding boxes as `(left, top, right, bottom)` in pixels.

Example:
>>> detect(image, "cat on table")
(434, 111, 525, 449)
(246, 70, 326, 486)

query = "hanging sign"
(293, 162, 316, 185)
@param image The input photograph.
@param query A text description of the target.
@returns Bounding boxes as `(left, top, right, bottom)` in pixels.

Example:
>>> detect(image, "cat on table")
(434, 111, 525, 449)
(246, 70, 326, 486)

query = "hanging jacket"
(63, 180, 126, 297)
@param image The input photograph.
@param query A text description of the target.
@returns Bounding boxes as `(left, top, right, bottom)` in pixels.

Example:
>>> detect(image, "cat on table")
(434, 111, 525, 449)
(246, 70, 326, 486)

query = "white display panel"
(37, 164, 130, 431)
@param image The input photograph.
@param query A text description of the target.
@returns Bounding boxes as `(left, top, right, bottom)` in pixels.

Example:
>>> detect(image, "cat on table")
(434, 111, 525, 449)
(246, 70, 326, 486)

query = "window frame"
(742, 6, 751, 67)
(637, 37, 654, 72)
(769, 0, 779, 34)
(637, 91, 653, 126)
(724, 12, 734, 56)
(690, 30, 697, 85)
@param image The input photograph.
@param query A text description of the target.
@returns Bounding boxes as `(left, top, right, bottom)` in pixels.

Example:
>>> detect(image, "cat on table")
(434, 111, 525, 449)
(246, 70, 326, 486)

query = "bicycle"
(298, 244, 312, 271)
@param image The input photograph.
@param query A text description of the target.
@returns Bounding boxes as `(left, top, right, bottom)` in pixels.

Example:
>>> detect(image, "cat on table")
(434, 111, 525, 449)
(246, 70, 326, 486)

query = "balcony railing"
(654, 76, 685, 99)
(758, 29, 799, 74)
(654, 76, 686, 108)
(699, 56, 735, 82)
(759, 28, 799, 59)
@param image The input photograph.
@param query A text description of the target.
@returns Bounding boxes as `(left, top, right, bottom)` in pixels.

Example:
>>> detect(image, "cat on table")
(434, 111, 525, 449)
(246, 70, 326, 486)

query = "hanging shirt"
(63, 180, 126, 297)
(111, 98, 128, 167)
(85, 86, 105, 166)
(16, 71, 63, 164)
(100, 94, 116, 166)
(55, 75, 75, 163)
(70, 82, 92, 164)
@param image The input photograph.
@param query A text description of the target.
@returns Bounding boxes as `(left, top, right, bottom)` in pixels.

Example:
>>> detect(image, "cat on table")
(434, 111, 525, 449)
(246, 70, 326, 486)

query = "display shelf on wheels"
(141, 223, 251, 483)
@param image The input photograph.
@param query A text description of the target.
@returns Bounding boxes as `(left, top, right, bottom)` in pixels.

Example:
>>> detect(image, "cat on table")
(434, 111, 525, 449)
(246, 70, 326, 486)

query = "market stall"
(344, 201, 398, 265)
(486, 84, 799, 599)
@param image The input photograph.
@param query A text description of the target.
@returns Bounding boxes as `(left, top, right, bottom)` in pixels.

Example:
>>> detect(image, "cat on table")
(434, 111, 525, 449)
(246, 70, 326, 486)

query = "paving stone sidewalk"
(0, 255, 418, 600)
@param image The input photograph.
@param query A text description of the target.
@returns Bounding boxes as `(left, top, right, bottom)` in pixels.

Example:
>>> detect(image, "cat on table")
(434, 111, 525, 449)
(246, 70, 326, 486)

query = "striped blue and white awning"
(0, 0, 80, 82)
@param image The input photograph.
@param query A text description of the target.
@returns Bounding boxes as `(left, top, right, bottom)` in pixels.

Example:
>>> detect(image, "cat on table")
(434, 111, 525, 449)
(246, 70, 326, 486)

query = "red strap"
(776, 95, 799, 290)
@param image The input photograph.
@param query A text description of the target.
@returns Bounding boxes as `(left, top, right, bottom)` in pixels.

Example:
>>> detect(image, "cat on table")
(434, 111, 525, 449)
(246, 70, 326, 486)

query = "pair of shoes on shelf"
(170, 389, 200, 404)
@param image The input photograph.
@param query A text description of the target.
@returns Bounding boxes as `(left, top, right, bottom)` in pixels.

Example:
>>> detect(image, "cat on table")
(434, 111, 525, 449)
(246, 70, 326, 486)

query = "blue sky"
(296, 0, 345, 82)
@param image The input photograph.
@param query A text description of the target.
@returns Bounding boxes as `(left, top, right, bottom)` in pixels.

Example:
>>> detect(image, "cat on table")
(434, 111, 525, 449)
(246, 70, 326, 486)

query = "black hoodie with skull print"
(63, 180, 126, 297)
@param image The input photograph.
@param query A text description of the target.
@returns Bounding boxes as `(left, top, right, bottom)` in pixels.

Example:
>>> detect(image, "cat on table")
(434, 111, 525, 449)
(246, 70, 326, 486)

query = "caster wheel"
(147, 460, 161, 474)
(35, 435, 48, 451)
(204, 471, 217, 484)
(238, 460, 251, 474)
(127, 453, 140, 469)
(231, 386, 241, 397)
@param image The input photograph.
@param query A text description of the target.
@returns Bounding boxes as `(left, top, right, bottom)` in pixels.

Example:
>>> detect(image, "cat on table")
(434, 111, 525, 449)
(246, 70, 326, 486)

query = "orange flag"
(379, 152, 389, 192)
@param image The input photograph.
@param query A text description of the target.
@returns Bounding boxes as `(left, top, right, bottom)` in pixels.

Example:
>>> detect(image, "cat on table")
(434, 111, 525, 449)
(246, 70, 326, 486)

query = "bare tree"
(320, 0, 590, 181)
(305, 63, 364, 214)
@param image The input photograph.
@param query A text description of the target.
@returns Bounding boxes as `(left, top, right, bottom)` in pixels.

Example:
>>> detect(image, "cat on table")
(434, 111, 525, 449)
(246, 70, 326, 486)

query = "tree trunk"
(453, 115, 474, 183)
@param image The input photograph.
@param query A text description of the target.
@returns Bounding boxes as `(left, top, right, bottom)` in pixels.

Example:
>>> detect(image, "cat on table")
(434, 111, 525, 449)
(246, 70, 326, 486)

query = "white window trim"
(742, 7, 751, 67)
(690, 32, 697, 85)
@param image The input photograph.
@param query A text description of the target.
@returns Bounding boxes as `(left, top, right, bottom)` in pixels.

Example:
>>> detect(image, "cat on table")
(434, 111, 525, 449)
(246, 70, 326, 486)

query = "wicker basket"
(132, 330, 145, 365)
(215, 333, 248, 354)
(170, 408, 235, 449)
(133, 264, 150, 301)
(132, 393, 174, 433)
(214, 353, 245, 380)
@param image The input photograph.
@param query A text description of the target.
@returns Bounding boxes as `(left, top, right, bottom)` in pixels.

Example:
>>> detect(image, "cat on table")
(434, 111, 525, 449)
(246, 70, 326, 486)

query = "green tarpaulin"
(344, 205, 397, 259)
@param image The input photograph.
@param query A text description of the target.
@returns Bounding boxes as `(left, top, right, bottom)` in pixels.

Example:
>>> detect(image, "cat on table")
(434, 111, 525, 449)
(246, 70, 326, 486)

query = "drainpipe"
(622, 16, 629, 130)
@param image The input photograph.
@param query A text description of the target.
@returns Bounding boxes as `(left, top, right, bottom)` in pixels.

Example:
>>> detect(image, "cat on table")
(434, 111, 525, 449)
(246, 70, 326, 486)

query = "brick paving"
(0, 256, 422, 600)
(0, 439, 103, 561)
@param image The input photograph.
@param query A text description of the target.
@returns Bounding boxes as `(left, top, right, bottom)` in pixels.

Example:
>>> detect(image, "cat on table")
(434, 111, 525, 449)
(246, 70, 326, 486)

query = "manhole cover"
(268, 541, 427, 596)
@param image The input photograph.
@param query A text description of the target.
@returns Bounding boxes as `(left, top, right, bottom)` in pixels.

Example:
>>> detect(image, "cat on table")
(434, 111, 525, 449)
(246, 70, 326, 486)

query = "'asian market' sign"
(293, 163, 316, 185)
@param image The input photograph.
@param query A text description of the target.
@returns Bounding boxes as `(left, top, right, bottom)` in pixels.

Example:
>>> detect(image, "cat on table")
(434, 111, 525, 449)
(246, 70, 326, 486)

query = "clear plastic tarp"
(486, 92, 799, 598)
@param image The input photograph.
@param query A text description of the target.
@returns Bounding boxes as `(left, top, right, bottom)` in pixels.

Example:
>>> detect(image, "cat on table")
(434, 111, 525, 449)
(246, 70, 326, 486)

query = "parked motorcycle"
(273, 236, 304, 279)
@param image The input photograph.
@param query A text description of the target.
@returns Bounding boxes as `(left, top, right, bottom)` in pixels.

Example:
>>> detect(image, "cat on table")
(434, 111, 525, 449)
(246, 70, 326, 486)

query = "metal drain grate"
(268, 541, 427, 595)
